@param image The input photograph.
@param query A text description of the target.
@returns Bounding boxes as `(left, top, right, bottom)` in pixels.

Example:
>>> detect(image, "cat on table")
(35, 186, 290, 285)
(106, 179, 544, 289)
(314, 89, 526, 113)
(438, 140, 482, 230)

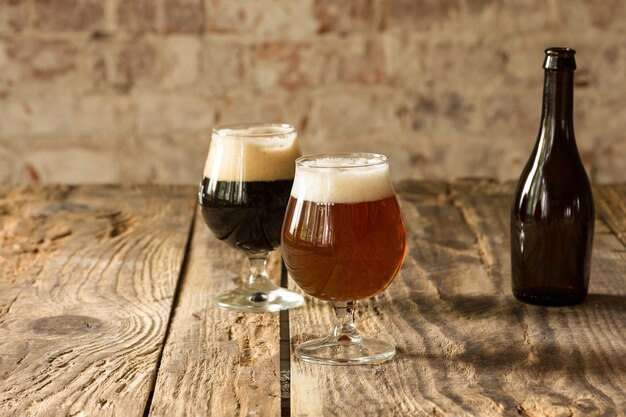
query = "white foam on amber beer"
(203, 125, 300, 181)
(291, 156, 395, 204)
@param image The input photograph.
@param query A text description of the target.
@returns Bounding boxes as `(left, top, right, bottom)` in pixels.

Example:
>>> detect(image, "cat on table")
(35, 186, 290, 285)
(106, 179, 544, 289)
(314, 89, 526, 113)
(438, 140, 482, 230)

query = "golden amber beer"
(281, 153, 406, 365)
(282, 196, 406, 301)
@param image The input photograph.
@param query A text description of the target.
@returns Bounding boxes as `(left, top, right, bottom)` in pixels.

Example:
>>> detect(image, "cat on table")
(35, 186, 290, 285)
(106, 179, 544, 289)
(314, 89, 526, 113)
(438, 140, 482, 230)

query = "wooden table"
(0, 181, 624, 417)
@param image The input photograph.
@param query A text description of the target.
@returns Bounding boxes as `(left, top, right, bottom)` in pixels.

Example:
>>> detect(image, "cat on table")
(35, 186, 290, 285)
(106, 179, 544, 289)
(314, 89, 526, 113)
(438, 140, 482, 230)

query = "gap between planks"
(147, 209, 283, 417)
(280, 262, 292, 417)
(142, 209, 197, 417)
(0, 185, 198, 416)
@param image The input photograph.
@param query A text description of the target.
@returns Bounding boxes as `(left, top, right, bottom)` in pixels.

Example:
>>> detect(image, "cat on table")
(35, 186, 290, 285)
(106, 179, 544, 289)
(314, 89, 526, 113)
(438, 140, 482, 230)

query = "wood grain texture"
(148, 208, 281, 417)
(0, 185, 195, 417)
(596, 184, 626, 246)
(289, 180, 626, 417)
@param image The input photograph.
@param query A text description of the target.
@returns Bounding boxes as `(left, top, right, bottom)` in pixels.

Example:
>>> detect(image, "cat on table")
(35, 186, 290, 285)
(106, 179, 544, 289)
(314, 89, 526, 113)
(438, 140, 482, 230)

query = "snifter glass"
(199, 123, 304, 312)
(282, 153, 407, 365)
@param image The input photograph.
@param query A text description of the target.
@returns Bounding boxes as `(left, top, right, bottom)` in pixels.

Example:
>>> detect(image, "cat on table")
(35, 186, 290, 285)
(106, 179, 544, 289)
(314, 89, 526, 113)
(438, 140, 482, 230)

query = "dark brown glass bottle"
(511, 47, 595, 306)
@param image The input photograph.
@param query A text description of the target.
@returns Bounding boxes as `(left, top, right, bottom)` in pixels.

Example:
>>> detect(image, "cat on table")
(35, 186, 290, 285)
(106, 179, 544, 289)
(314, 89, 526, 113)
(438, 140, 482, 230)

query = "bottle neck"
(540, 69, 574, 140)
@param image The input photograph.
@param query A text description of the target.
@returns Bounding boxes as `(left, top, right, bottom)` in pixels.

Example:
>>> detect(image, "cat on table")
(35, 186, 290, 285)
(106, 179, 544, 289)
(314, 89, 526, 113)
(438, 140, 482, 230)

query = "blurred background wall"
(0, 0, 624, 184)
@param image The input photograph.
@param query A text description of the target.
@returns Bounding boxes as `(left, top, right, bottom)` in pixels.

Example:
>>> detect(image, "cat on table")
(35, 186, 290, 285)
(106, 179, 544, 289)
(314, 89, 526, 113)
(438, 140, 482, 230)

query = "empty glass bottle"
(511, 47, 595, 306)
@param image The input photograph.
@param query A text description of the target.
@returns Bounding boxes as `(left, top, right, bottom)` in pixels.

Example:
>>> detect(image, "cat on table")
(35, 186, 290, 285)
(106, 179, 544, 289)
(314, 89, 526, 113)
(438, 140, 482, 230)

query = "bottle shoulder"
(512, 175, 594, 222)
(512, 151, 594, 219)
(514, 139, 592, 191)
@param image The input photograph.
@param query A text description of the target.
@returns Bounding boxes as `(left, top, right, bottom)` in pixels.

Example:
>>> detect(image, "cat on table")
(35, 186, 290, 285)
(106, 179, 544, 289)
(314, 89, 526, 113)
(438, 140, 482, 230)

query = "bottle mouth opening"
(545, 47, 576, 56)
(543, 47, 576, 70)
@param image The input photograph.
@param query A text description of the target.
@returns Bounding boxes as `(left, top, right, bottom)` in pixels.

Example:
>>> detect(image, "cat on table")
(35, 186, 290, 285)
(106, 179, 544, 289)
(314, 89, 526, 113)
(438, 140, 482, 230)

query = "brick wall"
(1, 0, 625, 184)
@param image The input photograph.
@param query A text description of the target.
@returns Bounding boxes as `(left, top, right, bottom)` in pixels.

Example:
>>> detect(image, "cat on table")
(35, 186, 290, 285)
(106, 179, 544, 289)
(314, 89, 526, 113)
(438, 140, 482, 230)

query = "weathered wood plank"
(148, 208, 281, 417)
(289, 180, 626, 417)
(451, 180, 625, 417)
(0, 185, 196, 417)
(596, 184, 626, 247)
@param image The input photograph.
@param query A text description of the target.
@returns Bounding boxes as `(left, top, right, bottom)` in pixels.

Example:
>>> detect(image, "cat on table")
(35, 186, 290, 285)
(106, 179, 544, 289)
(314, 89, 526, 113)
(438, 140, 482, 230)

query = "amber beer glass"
(282, 153, 406, 365)
(199, 123, 304, 312)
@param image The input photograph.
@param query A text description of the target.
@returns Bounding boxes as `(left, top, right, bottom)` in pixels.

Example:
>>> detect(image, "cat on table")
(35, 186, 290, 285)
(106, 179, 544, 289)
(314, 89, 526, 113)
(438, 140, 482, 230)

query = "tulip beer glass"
(199, 123, 304, 312)
(282, 153, 406, 364)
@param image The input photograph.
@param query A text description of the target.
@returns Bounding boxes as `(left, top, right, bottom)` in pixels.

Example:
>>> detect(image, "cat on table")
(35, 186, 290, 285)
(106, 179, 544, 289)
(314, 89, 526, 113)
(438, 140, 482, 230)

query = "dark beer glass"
(199, 123, 304, 312)
(282, 153, 406, 365)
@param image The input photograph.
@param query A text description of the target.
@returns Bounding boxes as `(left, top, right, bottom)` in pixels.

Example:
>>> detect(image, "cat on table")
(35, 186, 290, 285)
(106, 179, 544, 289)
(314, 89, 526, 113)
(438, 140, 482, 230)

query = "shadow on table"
(581, 293, 626, 311)
(391, 291, 625, 378)
(394, 291, 626, 320)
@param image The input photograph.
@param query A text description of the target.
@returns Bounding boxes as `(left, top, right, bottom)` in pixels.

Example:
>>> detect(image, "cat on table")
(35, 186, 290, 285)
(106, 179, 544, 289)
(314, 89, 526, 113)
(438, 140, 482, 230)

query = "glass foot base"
(295, 335, 396, 365)
(214, 285, 304, 313)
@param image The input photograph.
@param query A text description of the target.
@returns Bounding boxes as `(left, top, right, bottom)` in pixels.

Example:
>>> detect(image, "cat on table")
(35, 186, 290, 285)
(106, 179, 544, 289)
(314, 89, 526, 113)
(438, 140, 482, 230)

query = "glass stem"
(246, 252, 270, 288)
(331, 301, 362, 343)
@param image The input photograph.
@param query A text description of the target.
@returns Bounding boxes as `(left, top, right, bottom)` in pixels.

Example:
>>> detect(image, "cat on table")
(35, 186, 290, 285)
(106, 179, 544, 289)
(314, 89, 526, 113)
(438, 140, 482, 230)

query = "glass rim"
(296, 152, 388, 169)
(212, 123, 296, 138)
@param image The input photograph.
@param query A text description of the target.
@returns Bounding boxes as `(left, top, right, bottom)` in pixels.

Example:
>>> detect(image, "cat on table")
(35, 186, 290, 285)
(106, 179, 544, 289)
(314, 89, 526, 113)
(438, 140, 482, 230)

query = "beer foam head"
(203, 124, 300, 181)
(291, 154, 395, 204)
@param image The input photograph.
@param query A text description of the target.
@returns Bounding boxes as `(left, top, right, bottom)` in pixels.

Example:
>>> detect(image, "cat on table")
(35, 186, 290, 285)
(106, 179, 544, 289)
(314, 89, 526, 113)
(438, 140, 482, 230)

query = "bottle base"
(513, 287, 587, 306)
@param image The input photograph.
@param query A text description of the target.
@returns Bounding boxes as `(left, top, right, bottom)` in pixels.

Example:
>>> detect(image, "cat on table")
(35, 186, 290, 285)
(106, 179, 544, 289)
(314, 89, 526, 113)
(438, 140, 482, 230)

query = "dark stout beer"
(199, 124, 300, 254)
(200, 178, 293, 252)
(511, 48, 595, 306)
(197, 123, 304, 312)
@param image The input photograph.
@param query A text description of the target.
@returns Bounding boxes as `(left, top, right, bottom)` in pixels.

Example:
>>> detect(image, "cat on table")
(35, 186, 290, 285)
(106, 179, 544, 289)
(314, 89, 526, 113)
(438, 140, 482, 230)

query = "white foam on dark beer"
(291, 156, 394, 204)
(203, 126, 300, 181)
